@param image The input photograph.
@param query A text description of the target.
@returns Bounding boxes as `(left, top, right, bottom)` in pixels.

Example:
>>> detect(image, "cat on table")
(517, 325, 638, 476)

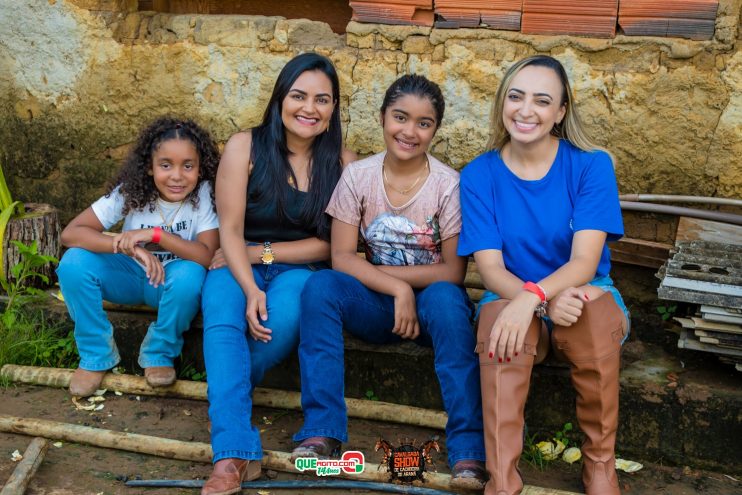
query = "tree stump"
(2, 203, 61, 288)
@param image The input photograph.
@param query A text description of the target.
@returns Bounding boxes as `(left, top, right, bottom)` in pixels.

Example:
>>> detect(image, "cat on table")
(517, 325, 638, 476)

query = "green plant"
(0, 159, 25, 279)
(0, 240, 74, 379)
(178, 361, 206, 381)
(554, 422, 573, 449)
(657, 304, 678, 321)
(0, 240, 58, 318)
(521, 422, 576, 469)
(365, 389, 379, 401)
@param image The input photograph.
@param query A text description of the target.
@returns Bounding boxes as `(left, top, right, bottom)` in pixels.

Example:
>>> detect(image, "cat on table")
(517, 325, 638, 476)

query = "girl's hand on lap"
(112, 229, 154, 256)
(489, 292, 540, 361)
(392, 284, 419, 340)
(209, 248, 226, 270)
(246, 288, 272, 343)
(547, 287, 586, 327)
(131, 246, 165, 288)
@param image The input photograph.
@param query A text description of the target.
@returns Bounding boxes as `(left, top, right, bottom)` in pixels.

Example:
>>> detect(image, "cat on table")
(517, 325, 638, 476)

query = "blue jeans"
(293, 270, 486, 466)
(56, 247, 205, 371)
(477, 275, 631, 343)
(202, 263, 320, 463)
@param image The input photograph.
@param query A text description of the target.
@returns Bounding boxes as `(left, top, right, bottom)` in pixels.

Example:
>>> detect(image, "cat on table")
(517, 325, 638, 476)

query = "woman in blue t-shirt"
(458, 55, 629, 495)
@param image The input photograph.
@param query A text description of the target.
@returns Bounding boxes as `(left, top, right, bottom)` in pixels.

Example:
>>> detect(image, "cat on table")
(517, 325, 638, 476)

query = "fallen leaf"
(72, 397, 97, 411)
(87, 396, 105, 403)
(94, 404, 105, 411)
(114, 391, 123, 396)
(262, 416, 273, 425)
(616, 458, 643, 473)
(93, 389, 107, 396)
(11, 450, 22, 462)
(183, 410, 192, 416)
(52, 442, 63, 448)
(257, 491, 271, 495)
(553, 439, 565, 456)
(562, 447, 581, 464)
(536, 441, 558, 461)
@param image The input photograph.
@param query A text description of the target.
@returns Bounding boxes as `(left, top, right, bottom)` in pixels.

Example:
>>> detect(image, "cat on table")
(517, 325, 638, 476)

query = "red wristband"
(522, 281, 546, 302)
(152, 226, 162, 244)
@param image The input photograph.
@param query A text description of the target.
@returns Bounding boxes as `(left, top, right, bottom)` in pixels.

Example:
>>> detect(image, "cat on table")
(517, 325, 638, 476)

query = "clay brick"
(618, 0, 719, 40)
(349, 1, 434, 26)
(521, 0, 618, 38)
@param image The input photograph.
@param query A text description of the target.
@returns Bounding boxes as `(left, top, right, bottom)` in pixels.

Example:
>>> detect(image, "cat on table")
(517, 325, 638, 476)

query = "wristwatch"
(261, 241, 274, 265)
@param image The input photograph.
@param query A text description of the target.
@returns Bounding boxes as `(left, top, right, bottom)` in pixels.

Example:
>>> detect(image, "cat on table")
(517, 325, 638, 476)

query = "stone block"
(402, 35, 432, 54)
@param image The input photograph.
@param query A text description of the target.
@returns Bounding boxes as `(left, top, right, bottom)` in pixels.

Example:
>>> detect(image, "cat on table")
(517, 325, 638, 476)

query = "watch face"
(261, 251, 274, 264)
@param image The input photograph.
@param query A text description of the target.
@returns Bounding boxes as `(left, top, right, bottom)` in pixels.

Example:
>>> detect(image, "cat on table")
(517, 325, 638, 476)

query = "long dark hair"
(249, 53, 343, 241)
(109, 116, 220, 214)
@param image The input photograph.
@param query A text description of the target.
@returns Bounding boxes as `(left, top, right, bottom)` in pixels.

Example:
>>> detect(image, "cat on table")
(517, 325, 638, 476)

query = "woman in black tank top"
(200, 53, 356, 493)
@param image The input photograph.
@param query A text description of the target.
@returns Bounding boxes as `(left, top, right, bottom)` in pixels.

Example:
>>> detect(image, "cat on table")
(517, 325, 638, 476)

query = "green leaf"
(657, 306, 666, 314)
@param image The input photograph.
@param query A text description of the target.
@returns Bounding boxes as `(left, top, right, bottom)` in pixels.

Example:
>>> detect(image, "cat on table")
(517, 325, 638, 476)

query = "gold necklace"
(383, 156, 429, 195)
(156, 198, 184, 229)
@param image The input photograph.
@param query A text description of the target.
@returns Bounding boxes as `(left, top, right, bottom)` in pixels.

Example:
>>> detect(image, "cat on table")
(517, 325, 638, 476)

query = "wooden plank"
(675, 216, 742, 245)
(678, 329, 742, 357)
(608, 238, 671, 269)
(691, 317, 742, 334)
(0, 438, 49, 495)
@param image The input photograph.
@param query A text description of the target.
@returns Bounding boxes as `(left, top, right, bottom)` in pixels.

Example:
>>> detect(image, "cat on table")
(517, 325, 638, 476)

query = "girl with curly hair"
(57, 116, 220, 397)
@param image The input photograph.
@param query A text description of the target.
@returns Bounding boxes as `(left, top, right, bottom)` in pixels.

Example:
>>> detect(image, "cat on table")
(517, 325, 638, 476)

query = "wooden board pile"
(349, 0, 434, 26)
(618, 0, 719, 40)
(521, 0, 619, 38)
(434, 0, 522, 30)
(658, 217, 742, 371)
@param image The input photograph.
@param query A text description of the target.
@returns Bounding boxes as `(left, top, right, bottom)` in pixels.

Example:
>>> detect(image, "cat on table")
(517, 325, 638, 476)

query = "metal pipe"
(619, 194, 742, 207)
(620, 201, 742, 226)
(126, 479, 459, 494)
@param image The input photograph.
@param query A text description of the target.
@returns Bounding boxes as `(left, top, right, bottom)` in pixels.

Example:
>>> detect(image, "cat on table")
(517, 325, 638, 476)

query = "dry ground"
(0, 385, 739, 494)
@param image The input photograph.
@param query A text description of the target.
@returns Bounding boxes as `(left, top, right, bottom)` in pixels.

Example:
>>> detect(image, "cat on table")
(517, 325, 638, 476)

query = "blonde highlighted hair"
(486, 55, 601, 153)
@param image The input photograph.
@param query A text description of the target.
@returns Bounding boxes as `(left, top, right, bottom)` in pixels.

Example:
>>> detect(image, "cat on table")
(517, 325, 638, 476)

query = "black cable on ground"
(126, 478, 456, 494)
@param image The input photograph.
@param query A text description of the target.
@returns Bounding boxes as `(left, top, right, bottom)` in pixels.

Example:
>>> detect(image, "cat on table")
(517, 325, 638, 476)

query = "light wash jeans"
(293, 270, 486, 467)
(202, 263, 322, 463)
(477, 275, 631, 343)
(56, 247, 205, 371)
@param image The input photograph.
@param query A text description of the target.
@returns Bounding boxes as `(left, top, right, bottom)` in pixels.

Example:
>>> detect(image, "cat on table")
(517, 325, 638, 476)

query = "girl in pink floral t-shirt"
(291, 74, 487, 490)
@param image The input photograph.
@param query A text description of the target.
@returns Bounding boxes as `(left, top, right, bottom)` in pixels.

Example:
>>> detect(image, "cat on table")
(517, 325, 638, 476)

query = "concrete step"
(44, 299, 742, 475)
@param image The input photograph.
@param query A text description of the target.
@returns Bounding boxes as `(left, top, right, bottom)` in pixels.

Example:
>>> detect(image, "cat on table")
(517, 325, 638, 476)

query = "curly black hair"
(107, 116, 220, 215)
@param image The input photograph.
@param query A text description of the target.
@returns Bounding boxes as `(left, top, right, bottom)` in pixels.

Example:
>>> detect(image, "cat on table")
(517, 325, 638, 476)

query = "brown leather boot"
(476, 299, 541, 495)
(201, 458, 261, 495)
(552, 292, 626, 495)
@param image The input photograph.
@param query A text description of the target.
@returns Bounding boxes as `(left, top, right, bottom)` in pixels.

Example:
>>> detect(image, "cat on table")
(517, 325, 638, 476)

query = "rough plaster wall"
(0, 0, 740, 223)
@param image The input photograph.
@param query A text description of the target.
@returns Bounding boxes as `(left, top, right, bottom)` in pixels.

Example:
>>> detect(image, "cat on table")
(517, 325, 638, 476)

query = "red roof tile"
(350, 1, 434, 26)
(521, 1, 618, 38)
(435, 1, 522, 30)
(618, 0, 718, 40)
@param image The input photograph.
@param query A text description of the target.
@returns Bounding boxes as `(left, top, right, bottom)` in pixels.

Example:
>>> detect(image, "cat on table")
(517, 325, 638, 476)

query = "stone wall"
(0, 0, 740, 222)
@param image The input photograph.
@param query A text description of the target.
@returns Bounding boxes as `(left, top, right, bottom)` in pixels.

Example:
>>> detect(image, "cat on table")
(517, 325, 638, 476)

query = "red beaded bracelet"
(152, 226, 162, 244)
(522, 281, 546, 302)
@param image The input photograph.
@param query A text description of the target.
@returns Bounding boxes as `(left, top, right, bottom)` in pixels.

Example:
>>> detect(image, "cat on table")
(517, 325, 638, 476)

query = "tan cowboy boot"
(201, 458, 261, 495)
(476, 299, 541, 495)
(552, 292, 626, 495)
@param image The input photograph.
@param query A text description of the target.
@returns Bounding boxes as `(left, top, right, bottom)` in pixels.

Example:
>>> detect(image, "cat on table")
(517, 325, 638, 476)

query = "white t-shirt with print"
(91, 182, 218, 265)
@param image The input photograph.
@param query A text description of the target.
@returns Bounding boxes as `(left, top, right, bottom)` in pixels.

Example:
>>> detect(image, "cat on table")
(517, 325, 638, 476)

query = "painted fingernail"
(498, 358, 503, 363)
(488, 352, 493, 358)
(515, 352, 519, 356)
(506, 357, 511, 362)
(585, 294, 590, 301)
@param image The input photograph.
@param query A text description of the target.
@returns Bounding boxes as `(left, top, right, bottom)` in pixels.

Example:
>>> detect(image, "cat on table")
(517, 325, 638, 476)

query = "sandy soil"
(0, 385, 739, 494)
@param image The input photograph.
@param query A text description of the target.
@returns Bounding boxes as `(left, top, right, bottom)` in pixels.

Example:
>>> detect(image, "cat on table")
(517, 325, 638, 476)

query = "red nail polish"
(498, 358, 503, 363)
(506, 357, 511, 362)
(515, 352, 519, 356)
(488, 352, 493, 359)
(585, 294, 590, 301)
